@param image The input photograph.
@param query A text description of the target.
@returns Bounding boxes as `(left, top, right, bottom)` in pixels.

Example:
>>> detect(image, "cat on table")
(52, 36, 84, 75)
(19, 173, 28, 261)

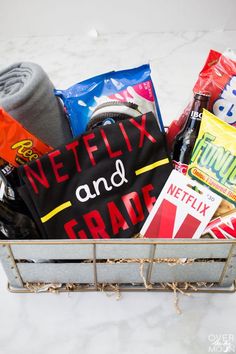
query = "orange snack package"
(0, 108, 53, 167)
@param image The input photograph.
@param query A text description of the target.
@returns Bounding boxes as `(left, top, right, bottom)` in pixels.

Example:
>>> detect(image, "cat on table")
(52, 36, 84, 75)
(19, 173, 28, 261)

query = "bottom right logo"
(208, 334, 235, 352)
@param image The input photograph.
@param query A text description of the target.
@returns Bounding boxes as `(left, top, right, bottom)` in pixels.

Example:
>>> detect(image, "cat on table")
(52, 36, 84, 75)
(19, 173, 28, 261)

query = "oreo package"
(55, 64, 164, 136)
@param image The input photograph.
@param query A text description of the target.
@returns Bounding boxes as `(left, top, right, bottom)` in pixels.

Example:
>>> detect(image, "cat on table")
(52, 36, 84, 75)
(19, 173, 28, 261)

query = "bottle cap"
(194, 92, 211, 100)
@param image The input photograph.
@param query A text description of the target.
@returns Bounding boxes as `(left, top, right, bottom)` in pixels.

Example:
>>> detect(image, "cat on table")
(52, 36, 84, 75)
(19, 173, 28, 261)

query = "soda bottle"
(0, 158, 18, 200)
(171, 92, 210, 175)
(0, 158, 30, 215)
(0, 158, 42, 239)
(0, 200, 40, 239)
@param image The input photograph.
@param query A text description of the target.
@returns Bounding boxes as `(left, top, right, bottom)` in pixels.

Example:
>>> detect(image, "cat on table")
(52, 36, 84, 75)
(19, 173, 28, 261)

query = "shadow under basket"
(0, 238, 236, 293)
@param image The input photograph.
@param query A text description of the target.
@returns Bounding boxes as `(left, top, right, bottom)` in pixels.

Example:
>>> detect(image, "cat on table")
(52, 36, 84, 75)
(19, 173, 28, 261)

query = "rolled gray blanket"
(0, 62, 72, 147)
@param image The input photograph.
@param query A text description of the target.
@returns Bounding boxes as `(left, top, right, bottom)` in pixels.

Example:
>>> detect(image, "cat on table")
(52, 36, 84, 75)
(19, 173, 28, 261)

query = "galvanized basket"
(0, 238, 236, 293)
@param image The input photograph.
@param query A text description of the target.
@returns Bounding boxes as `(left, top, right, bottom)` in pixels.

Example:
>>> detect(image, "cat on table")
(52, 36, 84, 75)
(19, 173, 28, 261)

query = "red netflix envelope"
(140, 170, 222, 239)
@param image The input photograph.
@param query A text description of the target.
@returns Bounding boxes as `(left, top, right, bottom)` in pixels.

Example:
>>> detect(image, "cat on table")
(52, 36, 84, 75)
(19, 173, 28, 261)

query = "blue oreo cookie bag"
(55, 64, 164, 137)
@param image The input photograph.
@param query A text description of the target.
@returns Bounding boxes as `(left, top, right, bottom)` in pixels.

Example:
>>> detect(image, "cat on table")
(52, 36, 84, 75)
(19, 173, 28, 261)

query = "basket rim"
(1, 238, 236, 246)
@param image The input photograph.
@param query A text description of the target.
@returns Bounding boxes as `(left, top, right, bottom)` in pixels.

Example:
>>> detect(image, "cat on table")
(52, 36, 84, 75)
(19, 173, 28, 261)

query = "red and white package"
(203, 210, 236, 239)
(140, 170, 222, 239)
(167, 49, 236, 148)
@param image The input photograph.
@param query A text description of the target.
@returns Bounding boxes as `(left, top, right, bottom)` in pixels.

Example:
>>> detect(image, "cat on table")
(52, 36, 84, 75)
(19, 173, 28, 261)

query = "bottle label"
(0, 163, 14, 176)
(190, 111, 202, 120)
(173, 160, 188, 175)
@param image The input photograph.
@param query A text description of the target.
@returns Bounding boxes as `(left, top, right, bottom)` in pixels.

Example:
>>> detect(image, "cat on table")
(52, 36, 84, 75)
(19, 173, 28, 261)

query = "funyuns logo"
(191, 132, 236, 187)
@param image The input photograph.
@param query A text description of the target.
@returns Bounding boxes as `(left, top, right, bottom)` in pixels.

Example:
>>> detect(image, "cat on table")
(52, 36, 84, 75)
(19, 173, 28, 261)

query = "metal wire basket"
(0, 238, 236, 293)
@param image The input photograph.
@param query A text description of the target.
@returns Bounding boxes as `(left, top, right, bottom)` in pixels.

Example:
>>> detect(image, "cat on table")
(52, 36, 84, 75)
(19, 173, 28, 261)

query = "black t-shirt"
(18, 112, 172, 239)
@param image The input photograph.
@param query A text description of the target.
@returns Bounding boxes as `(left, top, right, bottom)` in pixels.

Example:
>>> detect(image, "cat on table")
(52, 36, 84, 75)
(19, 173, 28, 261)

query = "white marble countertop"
(0, 31, 236, 354)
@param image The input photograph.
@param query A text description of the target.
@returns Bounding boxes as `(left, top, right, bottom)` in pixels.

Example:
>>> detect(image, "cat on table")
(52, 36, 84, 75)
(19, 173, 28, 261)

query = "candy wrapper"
(203, 209, 236, 239)
(167, 49, 236, 148)
(0, 108, 53, 167)
(140, 170, 221, 239)
(195, 50, 236, 125)
(188, 109, 236, 214)
(55, 64, 164, 136)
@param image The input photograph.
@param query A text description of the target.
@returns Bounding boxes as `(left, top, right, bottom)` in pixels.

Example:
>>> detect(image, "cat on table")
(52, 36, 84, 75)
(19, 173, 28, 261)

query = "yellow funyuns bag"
(187, 109, 236, 216)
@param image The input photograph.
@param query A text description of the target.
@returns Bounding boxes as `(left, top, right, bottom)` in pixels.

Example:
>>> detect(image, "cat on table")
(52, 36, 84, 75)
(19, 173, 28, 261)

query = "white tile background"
(0, 0, 235, 36)
(0, 2, 236, 352)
